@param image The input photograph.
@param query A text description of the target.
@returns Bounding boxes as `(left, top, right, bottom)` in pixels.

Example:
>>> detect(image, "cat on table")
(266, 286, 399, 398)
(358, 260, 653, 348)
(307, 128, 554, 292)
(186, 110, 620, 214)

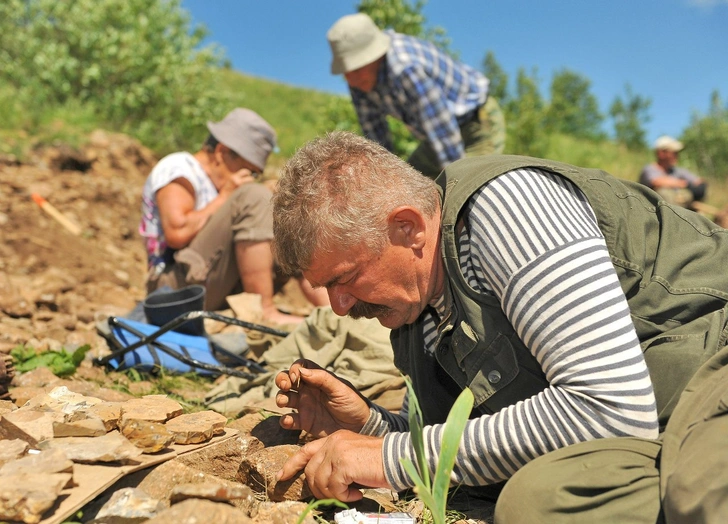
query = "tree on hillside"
(482, 50, 509, 106)
(0, 0, 229, 153)
(682, 90, 728, 179)
(357, 0, 453, 55)
(506, 67, 549, 157)
(609, 84, 651, 151)
(545, 69, 605, 141)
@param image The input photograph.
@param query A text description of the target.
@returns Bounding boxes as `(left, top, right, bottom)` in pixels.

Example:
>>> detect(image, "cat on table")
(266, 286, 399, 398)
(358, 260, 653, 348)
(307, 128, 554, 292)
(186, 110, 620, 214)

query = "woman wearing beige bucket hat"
(327, 13, 506, 179)
(139, 108, 329, 326)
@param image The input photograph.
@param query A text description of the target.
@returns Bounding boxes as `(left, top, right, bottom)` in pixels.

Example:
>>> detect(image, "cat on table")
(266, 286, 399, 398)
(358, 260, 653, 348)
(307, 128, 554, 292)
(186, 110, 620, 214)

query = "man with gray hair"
(139, 107, 327, 325)
(272, 131, 728, 522)
(326, 12, 505, 179)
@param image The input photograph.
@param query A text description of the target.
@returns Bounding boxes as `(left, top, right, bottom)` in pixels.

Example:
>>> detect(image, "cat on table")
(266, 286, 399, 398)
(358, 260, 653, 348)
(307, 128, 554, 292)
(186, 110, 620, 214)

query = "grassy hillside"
(2, 67, 725, 209)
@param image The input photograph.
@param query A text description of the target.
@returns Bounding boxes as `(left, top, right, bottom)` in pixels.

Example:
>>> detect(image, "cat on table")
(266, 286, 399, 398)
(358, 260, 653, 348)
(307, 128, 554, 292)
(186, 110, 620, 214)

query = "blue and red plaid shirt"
(350, 30, 489, 170)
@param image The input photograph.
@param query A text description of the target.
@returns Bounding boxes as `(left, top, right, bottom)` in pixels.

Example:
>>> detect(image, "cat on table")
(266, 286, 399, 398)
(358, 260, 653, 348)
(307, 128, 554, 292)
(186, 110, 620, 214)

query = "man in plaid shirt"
(327, 13, 505, 179)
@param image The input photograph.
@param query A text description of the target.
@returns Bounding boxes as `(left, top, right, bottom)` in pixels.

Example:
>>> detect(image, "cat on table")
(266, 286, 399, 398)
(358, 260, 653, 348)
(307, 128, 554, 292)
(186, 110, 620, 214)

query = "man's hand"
(220, 169, 256, 195)
(277, 430, 389, 501)
(274, 359, 371, 438)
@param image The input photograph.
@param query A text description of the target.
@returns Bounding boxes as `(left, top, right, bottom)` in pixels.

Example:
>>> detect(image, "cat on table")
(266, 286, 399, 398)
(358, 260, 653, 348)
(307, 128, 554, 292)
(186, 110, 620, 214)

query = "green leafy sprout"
(399, 377, 474, 524)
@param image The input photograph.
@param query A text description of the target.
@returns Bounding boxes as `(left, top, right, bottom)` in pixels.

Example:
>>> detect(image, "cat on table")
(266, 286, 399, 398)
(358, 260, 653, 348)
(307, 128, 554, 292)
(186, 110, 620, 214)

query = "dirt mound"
(0, 130, 155, 354)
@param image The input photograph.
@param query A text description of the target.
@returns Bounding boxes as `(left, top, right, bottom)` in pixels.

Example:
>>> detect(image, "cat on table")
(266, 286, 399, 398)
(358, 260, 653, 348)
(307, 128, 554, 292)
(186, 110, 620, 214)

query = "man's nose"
(327, 286, 357, 316)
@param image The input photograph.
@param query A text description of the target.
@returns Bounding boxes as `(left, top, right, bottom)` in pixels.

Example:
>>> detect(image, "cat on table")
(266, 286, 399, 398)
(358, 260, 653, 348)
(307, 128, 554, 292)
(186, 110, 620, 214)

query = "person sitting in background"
(139, 107, 328, 325)
(639, 135, 707, 209)
(326, 13, 505, 180)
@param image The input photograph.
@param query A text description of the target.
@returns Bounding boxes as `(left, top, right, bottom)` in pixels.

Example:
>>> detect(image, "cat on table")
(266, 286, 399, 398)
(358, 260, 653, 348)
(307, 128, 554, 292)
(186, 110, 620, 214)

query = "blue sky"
(181, 0, 727, 145)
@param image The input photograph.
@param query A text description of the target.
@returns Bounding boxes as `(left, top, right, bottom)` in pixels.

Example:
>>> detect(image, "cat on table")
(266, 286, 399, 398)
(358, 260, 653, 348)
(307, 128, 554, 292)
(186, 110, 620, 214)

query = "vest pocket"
(450, 322, 518, 407)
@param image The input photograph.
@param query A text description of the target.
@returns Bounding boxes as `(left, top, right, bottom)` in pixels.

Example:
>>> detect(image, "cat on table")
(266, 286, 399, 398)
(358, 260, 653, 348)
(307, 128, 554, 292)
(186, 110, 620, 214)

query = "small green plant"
(11, 344, 91, 377)
(399, 378, 474, 524)
(296, 498, 348, 524)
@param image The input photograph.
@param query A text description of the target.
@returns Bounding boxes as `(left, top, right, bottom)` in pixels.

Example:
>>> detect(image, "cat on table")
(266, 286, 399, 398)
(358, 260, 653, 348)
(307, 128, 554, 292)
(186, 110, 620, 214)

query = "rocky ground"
(0, 132, 495, 524)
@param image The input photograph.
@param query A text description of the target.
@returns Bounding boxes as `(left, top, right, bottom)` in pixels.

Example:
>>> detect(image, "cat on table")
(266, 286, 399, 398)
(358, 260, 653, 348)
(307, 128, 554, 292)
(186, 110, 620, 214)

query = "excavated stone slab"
(177, 435, 263, 483)
(252, 500, 317, 524)
(53, 416, 107, 437)
(0, 448, 73, 486)
(0, 438, 28, 466)
(0, 408, 65, 445)
(119, 396, 184, 424)
(8, 387, 50, 408)
(120, 418, 174, 453)
(0, 399, 17, 415)
(238, 444, 311, 502)
(84, 402, 122, 432)
(91, 487, 166, 523)
(144, 498, 254, 524)
(37, 431, 144, 463)
(23, 386, 103, 414)
(0, 472, 72, 524)
(164, 410, 227, 445)
(169, 482, 255, 504)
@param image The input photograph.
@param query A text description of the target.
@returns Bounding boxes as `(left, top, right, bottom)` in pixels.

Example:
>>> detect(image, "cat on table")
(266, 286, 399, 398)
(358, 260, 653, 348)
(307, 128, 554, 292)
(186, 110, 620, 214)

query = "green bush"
(682, 91, 728, 180)
(0, 0, 230, 153)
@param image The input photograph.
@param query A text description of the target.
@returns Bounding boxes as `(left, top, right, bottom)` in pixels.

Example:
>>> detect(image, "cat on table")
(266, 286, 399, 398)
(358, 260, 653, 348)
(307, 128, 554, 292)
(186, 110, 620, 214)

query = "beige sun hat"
(654, 135, 684, 152)
(206, 108, 277, 171)
(327, 13, 391, 75)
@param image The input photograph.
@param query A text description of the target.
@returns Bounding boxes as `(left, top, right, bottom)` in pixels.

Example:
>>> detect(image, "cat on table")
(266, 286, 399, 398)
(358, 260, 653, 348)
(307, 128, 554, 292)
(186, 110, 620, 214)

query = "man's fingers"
(275, 390, 299, 410)
(276, 439, 324, 481)
(278, 412, 300, 430)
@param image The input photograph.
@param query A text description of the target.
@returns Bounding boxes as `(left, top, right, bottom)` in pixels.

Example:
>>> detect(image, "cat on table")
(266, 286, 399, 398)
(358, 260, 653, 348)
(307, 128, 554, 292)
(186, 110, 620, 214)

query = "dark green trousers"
(494, 343, 728, 523)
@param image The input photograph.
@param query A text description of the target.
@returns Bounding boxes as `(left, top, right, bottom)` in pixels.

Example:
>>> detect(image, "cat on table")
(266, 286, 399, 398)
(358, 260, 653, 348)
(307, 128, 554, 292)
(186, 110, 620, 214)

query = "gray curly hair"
(272, 131, 440, 275)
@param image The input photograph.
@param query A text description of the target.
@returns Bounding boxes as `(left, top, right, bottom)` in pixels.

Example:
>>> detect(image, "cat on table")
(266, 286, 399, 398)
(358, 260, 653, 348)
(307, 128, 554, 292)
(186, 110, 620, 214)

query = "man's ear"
(388, 206, 427, 249)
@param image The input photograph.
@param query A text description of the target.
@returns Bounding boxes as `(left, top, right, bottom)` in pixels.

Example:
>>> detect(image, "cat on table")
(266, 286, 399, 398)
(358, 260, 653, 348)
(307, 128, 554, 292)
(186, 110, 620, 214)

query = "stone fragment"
(120, 396, 184, 424)
(0, 448, 73, 486)
(91, 487, 166, 523)
(24, 385, 103, 414)
(120, 418, 174, 453)
(0, 473, 72, 524)
(0, 399, 18, 415)
(226, 292, 263, 324)
(11, 367, 59, 388)
(164, 410, 227, 445)
(169, 482, 255, 505)
(177, 435, 263, 483)
(0, 408, 65, 445)
(238, 444, 311, 502)
(53, 416, 107, 437)
(144, 498, 253, 524)
(0, 438, 29, 466)
(225, 412, 263, 436)
(9, 386, 50, 408)
(133, 460, 254, 513)
(252, 500, 316, 524)
(37, 431, 143, 463)
(85, 402, 122, 431)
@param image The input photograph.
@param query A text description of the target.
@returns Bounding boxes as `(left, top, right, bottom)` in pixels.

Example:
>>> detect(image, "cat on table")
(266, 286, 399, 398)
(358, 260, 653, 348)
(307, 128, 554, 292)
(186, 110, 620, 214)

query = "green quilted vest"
(392, 155, 728, 426)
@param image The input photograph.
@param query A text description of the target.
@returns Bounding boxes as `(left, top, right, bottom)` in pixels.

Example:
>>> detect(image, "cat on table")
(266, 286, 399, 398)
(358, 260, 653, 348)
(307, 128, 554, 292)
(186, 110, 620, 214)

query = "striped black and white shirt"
(360, 167, 659, 491)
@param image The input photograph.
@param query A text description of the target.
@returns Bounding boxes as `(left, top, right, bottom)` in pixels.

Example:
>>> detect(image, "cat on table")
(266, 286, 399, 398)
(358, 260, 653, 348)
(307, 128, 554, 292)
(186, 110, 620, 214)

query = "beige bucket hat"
(654, 135, 684, 152)
(207, 108, 277, 171)
(327, 13, 391, 75)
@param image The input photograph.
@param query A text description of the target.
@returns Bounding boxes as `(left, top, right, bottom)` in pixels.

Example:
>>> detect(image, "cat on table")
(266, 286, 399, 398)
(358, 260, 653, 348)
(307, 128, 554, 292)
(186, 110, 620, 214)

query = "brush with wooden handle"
(30, 193, 82, 236)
